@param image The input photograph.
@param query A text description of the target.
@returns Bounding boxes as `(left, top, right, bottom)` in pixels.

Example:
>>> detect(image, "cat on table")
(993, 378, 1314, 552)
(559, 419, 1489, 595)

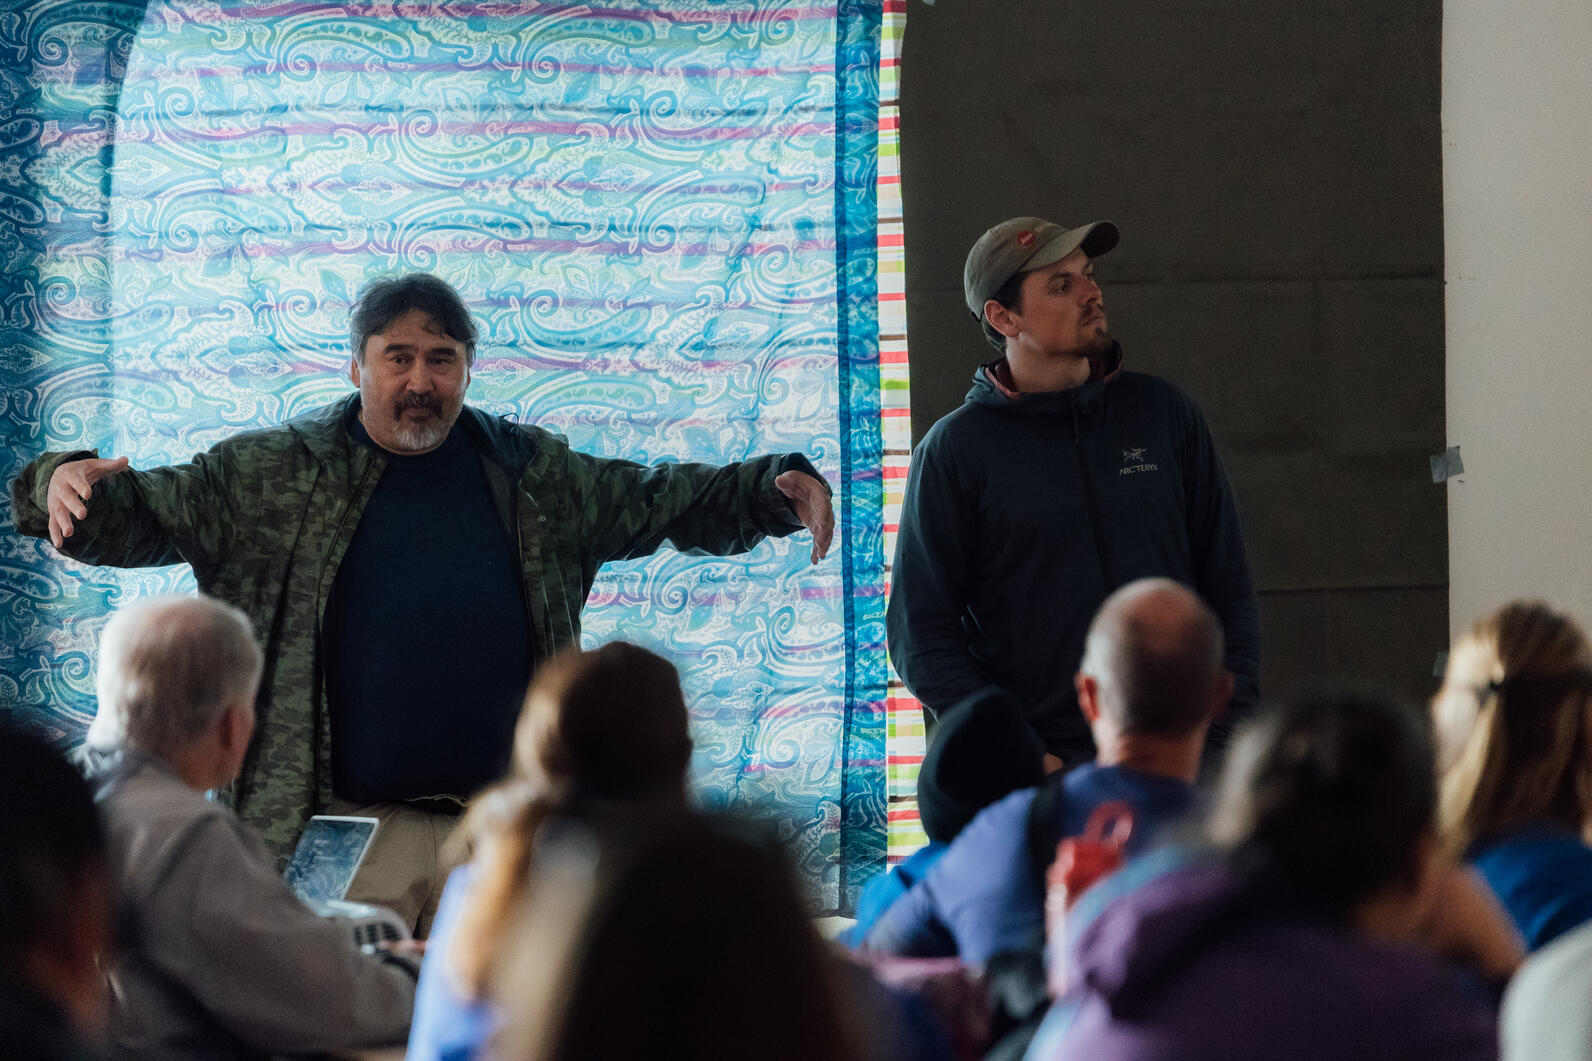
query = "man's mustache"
(396, 393, 443, 417)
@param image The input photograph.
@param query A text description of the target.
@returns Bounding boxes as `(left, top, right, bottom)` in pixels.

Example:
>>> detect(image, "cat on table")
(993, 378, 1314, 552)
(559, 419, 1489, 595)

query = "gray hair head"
(91, 595, 263, 759)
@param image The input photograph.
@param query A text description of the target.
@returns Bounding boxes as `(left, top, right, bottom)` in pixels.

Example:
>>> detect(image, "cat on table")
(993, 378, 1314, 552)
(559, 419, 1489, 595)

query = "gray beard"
(389, 413, 453, 452)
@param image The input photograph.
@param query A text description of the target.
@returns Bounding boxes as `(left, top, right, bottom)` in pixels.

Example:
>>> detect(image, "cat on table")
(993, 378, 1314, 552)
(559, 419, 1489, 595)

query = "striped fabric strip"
(877, 0, 929, 864)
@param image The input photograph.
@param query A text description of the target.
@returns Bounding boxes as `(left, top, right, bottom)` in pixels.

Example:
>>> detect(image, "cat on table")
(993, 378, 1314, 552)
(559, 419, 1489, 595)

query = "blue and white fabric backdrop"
(0, 0, 885, 911)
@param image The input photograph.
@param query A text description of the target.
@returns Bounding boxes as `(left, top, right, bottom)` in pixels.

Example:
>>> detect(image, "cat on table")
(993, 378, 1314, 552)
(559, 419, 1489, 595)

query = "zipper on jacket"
(510, 486, 551, 661)
(316, 448, 380, 646)
(1070, 391, 1117, 593)
(310, 448, 380, 808)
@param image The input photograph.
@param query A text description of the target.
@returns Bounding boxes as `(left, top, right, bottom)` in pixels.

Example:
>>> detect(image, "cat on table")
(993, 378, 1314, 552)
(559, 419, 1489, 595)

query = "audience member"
(488, 809, 864, 1061)
(1434, 600, 1592, 950)
(84, 595, 415, 1061)
(841, 687, 1046, 947)
(0, 721, 113, 1061)
(1501, 916, 1592, 1059)
(407, 640, 695, 1061)
(864, 578, 1229, 965)
(1031, 694, 1515, 1061)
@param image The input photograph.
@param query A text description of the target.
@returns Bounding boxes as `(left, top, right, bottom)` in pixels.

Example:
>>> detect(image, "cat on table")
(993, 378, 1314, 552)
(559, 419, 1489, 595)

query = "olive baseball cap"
(963, 216, 1120, 320)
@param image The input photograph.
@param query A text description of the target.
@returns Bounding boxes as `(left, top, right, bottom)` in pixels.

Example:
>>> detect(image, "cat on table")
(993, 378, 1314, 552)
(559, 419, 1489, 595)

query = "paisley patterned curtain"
(0, 0, 885, 911)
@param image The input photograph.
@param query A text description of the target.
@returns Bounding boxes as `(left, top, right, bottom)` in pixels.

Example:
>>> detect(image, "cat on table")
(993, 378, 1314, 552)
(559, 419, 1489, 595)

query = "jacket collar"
(286, 393, 539, 474)
(968, 341, 1125, 417)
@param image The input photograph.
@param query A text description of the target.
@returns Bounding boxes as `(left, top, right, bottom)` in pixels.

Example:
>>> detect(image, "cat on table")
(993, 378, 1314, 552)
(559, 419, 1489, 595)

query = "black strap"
(1024, 774, 1067, 925)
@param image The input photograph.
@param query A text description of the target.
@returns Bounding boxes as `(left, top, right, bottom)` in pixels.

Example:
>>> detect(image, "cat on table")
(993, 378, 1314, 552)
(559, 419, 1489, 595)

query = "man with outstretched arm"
(12, 272, 834, 931)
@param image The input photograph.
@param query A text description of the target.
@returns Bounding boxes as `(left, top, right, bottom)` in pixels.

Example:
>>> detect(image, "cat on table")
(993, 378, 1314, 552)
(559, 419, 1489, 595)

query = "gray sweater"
(88, 749, 414, 1060)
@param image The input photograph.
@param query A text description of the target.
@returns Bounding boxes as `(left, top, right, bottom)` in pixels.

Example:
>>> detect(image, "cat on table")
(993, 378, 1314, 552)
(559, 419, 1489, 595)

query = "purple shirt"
(1031, 849, 1498, 1061)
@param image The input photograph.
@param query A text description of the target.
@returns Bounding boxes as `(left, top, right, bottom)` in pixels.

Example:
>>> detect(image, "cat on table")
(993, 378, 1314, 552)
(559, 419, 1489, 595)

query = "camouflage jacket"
(12, 394, 816, 863)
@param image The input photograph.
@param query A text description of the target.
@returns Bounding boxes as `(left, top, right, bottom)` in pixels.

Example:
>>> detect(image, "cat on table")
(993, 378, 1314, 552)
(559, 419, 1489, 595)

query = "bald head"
(1079, 579, 1226, 738)
(90, 595, 262, 761)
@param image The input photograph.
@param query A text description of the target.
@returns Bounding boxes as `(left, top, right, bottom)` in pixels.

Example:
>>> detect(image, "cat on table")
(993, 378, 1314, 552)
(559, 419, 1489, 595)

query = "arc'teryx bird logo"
(1120, 447, 1158, 476)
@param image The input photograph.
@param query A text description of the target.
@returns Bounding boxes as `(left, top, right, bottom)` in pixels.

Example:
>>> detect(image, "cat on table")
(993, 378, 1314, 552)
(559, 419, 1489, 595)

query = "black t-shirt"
(327, 413, 533, 802)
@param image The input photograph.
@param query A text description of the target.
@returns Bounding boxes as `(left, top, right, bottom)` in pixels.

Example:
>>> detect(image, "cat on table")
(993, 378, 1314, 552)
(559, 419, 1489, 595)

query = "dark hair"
(980, 268, 1029, 351)
(1208, 694, 1436, 921)
(492, 812, 862, 1061)
(917, 688, 1046, 842)
(350, 273, 478, 364)
(991, 268, 1027, 314)
(0, 721, 107, 961)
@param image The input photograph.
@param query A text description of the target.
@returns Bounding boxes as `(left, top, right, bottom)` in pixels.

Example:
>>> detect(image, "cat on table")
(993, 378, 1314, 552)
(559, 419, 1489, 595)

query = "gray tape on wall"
(1430, 446, 1464, 483)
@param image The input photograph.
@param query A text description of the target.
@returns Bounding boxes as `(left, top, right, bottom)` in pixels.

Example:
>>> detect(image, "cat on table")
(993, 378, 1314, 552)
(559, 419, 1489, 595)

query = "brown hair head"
(490, 811, 863, 1061)
(448, 641, 693, 995)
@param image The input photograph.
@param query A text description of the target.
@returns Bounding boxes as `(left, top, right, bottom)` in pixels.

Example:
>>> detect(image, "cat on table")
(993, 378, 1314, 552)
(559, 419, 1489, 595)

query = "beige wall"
(1443, 2, 1592, 635)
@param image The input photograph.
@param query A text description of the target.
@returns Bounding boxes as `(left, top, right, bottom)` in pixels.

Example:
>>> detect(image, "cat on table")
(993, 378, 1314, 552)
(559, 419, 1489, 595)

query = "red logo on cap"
(1018, 230, 1035, 246)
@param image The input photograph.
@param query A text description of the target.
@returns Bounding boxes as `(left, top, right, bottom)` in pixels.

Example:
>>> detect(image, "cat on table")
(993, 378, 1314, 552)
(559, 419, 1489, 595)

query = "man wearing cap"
(886, 217, 1259, 768)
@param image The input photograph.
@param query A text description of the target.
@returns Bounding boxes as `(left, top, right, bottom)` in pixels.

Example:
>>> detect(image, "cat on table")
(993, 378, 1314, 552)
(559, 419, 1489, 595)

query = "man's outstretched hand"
(47, 456, 130, 549)
(775, 470, 834, 564)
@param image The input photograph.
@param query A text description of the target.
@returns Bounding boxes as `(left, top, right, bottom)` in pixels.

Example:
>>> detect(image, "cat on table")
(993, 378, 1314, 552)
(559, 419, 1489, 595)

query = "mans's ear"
(1211, 670, 1236, 719)
(218, 703, 253, 759)
(348, 357, 361, 387)
(1075, 672, 1101, 724)
(983, 299, 1020, 340)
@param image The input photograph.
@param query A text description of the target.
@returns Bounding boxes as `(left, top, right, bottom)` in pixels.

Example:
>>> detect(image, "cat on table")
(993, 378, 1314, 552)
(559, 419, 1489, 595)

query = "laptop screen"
(283, 815, 378, 905)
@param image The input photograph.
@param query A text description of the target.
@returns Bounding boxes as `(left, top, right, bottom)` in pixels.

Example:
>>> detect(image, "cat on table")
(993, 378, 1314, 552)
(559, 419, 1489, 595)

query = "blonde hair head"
(1433, 602, 1592, 858)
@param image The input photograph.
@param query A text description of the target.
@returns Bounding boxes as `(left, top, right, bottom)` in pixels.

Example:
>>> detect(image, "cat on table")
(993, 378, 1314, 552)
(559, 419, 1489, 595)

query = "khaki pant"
(327, 798, 463, 938)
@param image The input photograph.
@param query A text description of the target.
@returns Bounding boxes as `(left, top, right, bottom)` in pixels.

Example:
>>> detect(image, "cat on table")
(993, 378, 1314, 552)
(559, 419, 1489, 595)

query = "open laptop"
(283, 815, 409, 945)
(284, 814, 379, 904)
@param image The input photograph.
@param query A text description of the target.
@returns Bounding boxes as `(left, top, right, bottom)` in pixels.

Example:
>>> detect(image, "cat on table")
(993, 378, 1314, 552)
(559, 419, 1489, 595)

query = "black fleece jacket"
(886, 344, 1260, 757)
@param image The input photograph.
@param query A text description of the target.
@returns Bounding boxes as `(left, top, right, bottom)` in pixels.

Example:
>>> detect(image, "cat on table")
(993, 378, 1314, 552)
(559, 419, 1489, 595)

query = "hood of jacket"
(965, 340, 1125, 418)
(1066, 848, 1255, 1020)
